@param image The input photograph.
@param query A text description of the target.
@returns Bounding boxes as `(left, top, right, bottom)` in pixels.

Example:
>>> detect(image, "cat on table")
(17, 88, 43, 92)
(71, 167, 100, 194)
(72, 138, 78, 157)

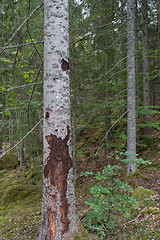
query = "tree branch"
(0, 3, 44, 55)
(27, 61, 43, 121)
(105, 110, 128, 141)
(0, 118, 43, 159)
(0, 82, 43, 93)
(96, 110, 128, 155)
(0, 41, 44, 51)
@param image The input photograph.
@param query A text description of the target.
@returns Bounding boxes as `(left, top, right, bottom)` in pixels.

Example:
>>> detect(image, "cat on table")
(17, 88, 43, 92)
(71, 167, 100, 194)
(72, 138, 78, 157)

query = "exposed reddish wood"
(48, 208, 56, 238)
(44, 126, 72, 237)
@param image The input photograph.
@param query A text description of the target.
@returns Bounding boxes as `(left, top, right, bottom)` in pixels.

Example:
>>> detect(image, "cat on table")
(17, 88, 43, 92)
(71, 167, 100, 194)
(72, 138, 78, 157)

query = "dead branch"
(0, 41, 44, 51)
(0, 118, 43, 159)
(0, 3, 44, 55)
(95, 110, 128, 155)
(0, 82, 43, 93)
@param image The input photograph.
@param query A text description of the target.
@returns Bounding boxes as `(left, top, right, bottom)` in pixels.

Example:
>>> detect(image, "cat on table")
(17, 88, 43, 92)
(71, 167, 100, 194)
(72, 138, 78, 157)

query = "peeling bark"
(40, 0, 78, 239)
(44, 127, 72, 237)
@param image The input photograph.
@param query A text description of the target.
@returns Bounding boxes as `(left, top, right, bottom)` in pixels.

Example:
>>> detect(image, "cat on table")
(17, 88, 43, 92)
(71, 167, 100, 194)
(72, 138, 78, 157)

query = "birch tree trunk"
(40, 0, 78, 239)
(127, 0, 137, 174)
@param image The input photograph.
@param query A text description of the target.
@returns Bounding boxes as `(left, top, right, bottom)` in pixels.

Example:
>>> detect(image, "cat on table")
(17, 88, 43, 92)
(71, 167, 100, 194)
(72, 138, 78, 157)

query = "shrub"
(81, 164, 138, 238)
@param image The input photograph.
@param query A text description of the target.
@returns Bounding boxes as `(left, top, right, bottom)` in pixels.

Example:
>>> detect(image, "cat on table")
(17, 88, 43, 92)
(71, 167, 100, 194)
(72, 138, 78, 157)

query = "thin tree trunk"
(40, 0, 78, 239)
(19, 133, 24, 171)
(0, 75, 2, 153)
(9, 116, 14, 147)
(72, 118, 78, 181)
(142, 0, 151, 137)
(156, 0, 160, 105)
(127, 0, 137, 174)
(105, 59, 112, 143)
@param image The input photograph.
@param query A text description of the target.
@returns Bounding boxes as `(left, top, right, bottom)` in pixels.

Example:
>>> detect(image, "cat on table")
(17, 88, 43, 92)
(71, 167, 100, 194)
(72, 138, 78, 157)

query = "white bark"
(127, 0, 137, 174)
(40, 0, 78, 239)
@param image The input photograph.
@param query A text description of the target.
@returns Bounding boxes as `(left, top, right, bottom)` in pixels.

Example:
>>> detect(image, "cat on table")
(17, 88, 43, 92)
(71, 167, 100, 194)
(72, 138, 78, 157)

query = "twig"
(27, 61, 43, 120)
(0, 82, 43, 92)
(124, 207, 147, 225)
(0, 41, 44, 50)
(0, 3, 44, 55)
(0, 118, 43, 159)
(105, 110, 128, 141)
(96, 110, 128, 155)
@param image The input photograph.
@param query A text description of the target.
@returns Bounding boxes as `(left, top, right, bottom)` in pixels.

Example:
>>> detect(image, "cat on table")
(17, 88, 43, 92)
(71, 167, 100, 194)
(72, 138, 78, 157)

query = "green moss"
(143, 207, 160, 214)
(0, 169, 8, 176)
(132, 170, 151, 180)
(132, 170, 141, 176)
(129, 229, 160, 240)
(0, 168, 42, 240)
(67, 222, 93, 240)
(132, 186, 157, 207)
(0, 153, 19, 170)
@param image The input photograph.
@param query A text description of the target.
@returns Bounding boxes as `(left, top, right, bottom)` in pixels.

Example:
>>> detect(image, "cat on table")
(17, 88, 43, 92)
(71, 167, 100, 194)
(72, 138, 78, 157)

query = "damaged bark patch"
(45, 111, 49, 119)
(48, 208, 56, 238)
(61, 58, 69, 71)
(44, 126, 72, 237)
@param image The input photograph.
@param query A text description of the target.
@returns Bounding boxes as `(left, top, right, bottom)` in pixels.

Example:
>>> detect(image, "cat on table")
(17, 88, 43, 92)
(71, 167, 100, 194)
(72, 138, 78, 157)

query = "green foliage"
(82, 164, 138, 238)
(137, 106, 160, 131)
(108, 151, 152, 168)
(119, 151, 152, 167)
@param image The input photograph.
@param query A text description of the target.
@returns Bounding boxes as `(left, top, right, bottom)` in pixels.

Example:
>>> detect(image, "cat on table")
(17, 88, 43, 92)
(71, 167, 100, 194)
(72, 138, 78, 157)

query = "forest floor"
(76, 121, 160, 239)
(0, 120, 160, 240)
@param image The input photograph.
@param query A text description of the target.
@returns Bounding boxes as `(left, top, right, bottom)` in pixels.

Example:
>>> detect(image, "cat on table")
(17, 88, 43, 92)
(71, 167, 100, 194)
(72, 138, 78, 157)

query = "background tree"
(127, 0, 137, 173)
(142, 0, 151, 139)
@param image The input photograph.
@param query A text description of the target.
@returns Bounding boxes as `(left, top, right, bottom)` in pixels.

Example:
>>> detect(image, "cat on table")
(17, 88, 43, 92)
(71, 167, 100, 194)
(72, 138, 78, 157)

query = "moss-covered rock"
(67, 222, 97, 240)
(132, 186, 157, 207)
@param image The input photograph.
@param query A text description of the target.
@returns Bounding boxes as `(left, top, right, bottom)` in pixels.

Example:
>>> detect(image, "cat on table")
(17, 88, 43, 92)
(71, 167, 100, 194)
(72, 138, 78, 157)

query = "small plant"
(119, 151, 152, 167)
(108, 151, 152, 168)
(81, 164, 138, 238)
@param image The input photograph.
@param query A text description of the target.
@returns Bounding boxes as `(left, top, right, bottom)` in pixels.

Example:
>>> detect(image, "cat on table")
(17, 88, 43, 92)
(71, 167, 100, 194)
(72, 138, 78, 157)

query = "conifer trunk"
(127, 0, 137, 174)
(0, 75, 2, 154)
(142, 0, 151, 137)
(156, 0, 160, 104)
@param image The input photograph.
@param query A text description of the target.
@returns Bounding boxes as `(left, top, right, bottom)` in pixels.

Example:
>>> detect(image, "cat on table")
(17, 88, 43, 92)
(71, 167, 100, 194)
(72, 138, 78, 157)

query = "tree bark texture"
(19, 141, 24, 171)
(142, 0, 151, 135)
(156, 0, 160, 105)
(127, 0, 137, 174)
(72, 118, 77, 181)
(0, 75, 2, 153)
(105, 59, 112, 143)
(40, 1, 78, 239)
